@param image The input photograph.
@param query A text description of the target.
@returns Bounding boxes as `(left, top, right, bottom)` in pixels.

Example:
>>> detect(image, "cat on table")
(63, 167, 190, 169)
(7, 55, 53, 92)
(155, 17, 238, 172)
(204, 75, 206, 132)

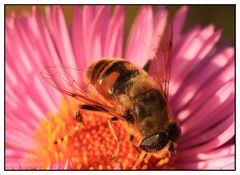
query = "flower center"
(28, 97, 173, 169)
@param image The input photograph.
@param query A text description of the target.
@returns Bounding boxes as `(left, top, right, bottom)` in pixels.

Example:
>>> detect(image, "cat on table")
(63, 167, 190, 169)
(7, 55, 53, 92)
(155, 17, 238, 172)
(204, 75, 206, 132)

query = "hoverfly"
(41, 13, 181, 162)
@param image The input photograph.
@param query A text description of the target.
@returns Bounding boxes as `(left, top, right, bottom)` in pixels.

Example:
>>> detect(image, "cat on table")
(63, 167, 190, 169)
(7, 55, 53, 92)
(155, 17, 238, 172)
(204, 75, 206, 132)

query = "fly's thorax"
(132, 88, 170, 136)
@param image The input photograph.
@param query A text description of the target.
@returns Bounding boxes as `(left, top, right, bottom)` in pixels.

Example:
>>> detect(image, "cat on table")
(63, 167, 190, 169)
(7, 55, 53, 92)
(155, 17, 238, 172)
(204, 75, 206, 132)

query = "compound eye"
(167, 123, 181, 141)
(140, 132, 169, 152)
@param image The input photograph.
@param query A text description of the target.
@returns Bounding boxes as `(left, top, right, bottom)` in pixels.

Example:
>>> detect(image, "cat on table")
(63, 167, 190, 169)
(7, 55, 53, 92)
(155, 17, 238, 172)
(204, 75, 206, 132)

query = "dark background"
(5, 5, 235, 44)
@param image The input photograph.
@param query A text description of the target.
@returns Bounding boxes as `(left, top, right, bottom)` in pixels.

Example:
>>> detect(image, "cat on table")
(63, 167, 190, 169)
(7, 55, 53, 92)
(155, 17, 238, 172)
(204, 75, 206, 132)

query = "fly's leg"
(54, 106, 83, 144)
(129, 135, 147, 169)
(129, 135, 140, 153)
(81, 105, 120, 161)
(107, 117, 120, 161)
(54, 104, 107, 144)
(55, 104, 121, 162)
(132, 151, 146, 169)
(74, 106, 83, 123)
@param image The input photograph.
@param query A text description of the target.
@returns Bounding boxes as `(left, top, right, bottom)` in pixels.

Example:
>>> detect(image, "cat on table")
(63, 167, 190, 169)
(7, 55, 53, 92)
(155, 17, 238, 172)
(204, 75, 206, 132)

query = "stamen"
(28, 97, 175, 169)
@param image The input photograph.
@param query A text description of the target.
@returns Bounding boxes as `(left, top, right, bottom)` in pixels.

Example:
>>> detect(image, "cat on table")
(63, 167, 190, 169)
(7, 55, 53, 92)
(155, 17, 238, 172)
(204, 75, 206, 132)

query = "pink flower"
(6, 5, 235, 170)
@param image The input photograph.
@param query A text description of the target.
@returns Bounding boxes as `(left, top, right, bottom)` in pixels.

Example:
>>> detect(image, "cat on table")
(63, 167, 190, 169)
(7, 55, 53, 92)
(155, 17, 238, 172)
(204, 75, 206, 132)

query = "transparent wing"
(147, 18, 173, 99)
(41, 66, 124, 118)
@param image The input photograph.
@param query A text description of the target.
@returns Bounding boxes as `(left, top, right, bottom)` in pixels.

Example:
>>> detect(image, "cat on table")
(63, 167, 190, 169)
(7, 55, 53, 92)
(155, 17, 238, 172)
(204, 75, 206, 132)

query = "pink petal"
(46, 6, 76, 67)
(178, 122, 234, 156)
(171, 26, 222, 95)
(173, 6, 188, 43)
(81, 6, 96, 63)
(125, 6, 154, 67)
(149, 6, 168, 59)
(176, 145, 234, 164)
(103, 6, 125, 57)
(6, 7, 67, 168)
(71, 6, 85, 69)
(180, 80, 234, 136)
(32, 7, 62, 67)
(6, 19, 58, 115)
(179, 112, 234, 149)
(88, 6, 111, 61)
(171, 47, 234, 113)
(170, 25, 201, 96)
(175, 156, 234, 169)
(64, 160, 73, 169)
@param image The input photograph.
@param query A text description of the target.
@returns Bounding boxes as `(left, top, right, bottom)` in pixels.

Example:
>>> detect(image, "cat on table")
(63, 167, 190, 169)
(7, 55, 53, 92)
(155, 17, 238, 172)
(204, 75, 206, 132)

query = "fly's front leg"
(54, 104, 106, 144)
(129, 135, 140, 154)
(107, 117, 120, 161)
(74, 104, 110, 127)
(74, 105, 83, 123)
(54, 106, 83, 144)
(72, 104, 109, 135)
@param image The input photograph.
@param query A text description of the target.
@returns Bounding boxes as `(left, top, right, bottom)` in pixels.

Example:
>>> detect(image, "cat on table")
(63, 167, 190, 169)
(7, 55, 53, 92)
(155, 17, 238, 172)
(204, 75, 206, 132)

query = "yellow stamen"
(26, 97, 176, 169)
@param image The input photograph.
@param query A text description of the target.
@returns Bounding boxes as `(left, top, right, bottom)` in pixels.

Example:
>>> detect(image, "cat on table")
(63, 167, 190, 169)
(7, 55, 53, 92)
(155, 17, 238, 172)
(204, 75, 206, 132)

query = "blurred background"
(5, 5, 235, 44)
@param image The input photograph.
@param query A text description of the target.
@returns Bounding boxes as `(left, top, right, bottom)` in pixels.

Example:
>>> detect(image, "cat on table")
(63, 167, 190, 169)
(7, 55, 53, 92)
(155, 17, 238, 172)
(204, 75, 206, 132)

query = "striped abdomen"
(85, 58, 146, 98)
